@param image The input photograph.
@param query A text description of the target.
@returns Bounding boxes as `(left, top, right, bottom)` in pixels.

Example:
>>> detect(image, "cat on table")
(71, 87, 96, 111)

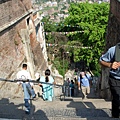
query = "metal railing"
(0, 78, 78, 101)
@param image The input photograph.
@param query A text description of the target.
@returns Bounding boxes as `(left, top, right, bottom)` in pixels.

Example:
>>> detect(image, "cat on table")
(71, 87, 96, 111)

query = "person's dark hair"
(71, 80, 74, 84)
(22, 64, 27, 68)
(74, 77, 77, 81)
(81, 68, 85, 72)
(45, 69, 50, 82)
(85, 66, 90, 71)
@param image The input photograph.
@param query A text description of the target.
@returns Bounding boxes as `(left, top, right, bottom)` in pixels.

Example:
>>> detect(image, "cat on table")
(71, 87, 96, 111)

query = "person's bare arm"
(99, 61, 112, 68)
(100, 61, 120, 69)
(78, 81, 81, 90)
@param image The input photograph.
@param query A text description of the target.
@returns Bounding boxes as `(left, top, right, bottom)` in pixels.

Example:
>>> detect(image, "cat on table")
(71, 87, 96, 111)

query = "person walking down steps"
(39, 69, 55, 101)
(16, 63, 36, 114)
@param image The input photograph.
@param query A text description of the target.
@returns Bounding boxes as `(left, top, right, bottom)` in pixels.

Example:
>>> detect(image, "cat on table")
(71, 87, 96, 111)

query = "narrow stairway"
(0, 87, 119, 120)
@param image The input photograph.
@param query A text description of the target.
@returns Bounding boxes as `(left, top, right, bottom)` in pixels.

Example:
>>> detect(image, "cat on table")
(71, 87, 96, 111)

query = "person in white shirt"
(16, 63, 36, 114)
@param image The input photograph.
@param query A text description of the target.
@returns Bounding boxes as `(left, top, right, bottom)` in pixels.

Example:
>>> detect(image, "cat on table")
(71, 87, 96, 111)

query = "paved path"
(0, 88, 119, 120)
(0, 96, 112, 120)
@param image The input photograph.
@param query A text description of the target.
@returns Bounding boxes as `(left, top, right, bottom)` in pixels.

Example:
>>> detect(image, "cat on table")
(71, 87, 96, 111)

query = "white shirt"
(16, 69, 33, 86)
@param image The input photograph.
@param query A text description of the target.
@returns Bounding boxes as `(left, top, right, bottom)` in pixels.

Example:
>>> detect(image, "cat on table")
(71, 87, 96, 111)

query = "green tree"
(42, 2, 109, 76)
(42, 17, 69, 76)
(63, 2, 109, 75)
(41, 16, 57, 32)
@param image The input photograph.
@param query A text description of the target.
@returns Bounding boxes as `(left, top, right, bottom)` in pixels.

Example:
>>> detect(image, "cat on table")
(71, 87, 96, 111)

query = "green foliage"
(42, 16, 69, 76)
(43, 2, 110, 76)
(41, 16, 57, 32)
(63, 2, 109, 73)
(52, 58, 69, 76)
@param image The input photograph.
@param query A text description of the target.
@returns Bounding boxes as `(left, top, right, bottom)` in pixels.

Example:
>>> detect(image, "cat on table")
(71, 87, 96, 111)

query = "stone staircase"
(0, 86, 119, 120)
(0, 96, 119, 120)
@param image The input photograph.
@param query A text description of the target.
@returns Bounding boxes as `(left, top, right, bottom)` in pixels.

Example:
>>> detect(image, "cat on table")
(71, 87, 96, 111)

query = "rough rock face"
(0, 0, 47, 98)
(0, 0, 64, 98)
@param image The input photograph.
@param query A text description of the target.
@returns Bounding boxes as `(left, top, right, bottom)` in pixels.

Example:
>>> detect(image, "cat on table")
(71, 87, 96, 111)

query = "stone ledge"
(0, 9, 33, 33)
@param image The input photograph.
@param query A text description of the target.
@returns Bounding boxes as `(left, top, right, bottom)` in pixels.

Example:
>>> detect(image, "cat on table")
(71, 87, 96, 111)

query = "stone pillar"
(100, 67, 112, 99)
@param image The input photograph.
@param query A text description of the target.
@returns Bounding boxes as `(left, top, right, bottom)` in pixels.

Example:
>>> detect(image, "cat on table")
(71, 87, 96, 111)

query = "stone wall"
(100, 0, 120, 99)
(0, 0, 32, 27)
(0, 19, 26, 79)
(0, 0, 48, 98)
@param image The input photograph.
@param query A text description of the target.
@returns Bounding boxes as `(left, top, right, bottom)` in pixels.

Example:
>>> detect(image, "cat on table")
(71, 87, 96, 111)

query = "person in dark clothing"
(99, 43, 120, 118)
(69, 80, 74, 96)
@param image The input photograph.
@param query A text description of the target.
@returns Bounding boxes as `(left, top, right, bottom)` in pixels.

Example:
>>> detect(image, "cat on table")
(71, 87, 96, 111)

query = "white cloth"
(35, 73, 40, 79)
(16, 70, 33, 86)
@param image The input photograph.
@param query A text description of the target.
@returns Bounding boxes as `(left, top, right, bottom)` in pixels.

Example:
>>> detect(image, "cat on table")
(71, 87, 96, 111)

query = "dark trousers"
(71, 88, 74, 96)
(109, 77, 120, 118)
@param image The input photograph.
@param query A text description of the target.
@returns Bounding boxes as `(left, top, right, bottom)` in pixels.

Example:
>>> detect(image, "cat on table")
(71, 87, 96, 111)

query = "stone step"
(0, 119, 20, 120)
(0, 107, 119, 120)
(0, 97, 114, 120)
(0, 116, 120, 120)
(0, 117, 119, 120)
(34, 108, 111, 117)
(32, 98, 111, 110)
(47, 117, 120, 120)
